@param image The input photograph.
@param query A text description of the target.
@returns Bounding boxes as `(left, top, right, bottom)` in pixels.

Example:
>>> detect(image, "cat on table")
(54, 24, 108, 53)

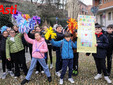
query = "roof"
(98, 6, 113, 12)
(79, 0, 88, 7)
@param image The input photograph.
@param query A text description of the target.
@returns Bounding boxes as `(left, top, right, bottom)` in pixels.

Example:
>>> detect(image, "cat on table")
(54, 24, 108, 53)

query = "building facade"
(79, 1, 88, 15)
(93, 0, 113, 27)
(68, 0, 93, 19)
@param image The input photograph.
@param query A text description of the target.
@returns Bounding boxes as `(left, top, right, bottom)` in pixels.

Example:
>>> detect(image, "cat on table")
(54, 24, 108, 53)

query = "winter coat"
(6, 33, 24, 58)
(51, 39, 77, 59)
(24, 33, 48, 59)
(92, 34, 109, 58)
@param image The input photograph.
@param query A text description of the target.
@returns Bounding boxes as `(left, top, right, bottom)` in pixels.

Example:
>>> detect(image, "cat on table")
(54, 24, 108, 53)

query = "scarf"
(95, 32, 103, 37)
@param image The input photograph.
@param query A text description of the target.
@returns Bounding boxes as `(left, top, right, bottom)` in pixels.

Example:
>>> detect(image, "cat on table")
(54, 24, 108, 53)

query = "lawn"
(0, 52, 113, 85)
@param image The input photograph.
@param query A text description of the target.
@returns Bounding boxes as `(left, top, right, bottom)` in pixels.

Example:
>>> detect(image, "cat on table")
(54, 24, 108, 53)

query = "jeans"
(26, 57, 51, 80)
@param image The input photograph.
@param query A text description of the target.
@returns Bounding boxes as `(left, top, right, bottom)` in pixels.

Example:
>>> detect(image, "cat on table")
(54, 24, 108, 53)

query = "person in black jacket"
(54, 25, 64, 77)
(93, 25, 112, 84)
(104, 24, 113, 76)
(0, 31, 14, 79)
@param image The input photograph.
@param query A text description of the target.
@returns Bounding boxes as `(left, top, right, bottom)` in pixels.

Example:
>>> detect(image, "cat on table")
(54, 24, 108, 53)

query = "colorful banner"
(77, 15, 96, 53)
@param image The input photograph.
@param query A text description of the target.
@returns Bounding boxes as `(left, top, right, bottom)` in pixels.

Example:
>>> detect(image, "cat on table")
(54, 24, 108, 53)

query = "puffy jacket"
(24, 33, 48, 59)
(92, 34, 109, 58)
(6, 33, 24, 58)
(51, 39, 77, 59)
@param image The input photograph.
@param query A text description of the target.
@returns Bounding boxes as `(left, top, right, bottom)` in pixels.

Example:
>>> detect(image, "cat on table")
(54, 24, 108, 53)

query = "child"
(93, 24, 112, 84)
(0, 31, 14, 79)
(28, 26, 43, 74)
(54, 25, 64, 77)
(28, 26, 41, 58)
(21, 32, 51, 85)
(51, 32, 77, 84)
(104, 24, 113, 76)
(6, 29, 28, 78)
(35, 26, 44, 74)
(13, 25, 19, 33)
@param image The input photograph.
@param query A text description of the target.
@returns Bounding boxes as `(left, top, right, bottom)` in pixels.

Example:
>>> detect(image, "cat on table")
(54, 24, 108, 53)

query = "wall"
(97, 8, 113, 27)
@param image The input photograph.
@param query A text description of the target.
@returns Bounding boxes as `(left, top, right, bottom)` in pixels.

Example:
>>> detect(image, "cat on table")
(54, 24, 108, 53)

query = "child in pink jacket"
(21, 32, 51, 85)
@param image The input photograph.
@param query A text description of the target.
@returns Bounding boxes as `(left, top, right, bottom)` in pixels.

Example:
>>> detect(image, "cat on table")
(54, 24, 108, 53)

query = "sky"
(27, 0, 93, 5)
(81, 0, 92, 5)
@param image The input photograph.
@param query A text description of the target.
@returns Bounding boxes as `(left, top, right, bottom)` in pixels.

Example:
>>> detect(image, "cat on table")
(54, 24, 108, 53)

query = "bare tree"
(67, 0, 79, 19)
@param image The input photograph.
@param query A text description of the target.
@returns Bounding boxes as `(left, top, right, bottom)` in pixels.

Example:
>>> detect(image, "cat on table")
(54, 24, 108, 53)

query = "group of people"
(0, 23, 112, 85)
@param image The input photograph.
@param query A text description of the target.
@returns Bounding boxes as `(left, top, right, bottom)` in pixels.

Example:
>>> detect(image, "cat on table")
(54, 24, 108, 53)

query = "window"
(104, 0, 110, 3)
(104, 0, 106, 3)
(108, 12, 111, 20)
(99, 0, 102, 4)
(82, 11, 84, 14)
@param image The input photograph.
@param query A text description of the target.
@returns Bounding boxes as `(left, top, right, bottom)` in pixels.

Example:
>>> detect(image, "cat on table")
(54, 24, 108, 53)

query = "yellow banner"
(77, 15, 97, 53)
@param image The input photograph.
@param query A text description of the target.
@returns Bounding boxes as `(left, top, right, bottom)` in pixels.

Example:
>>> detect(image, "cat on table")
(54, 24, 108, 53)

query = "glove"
(36, 49, 40, 52)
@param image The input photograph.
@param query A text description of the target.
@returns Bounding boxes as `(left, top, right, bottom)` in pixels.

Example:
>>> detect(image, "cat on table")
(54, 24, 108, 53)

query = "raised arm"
(50, 39, 62, 47)
(24, 33, 34, 44)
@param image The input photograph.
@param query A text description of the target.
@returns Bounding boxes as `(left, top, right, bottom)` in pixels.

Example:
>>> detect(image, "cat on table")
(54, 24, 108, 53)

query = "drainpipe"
(103, 11, 106, 29)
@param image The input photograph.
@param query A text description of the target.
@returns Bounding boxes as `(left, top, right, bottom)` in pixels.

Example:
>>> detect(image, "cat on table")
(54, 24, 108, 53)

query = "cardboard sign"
(77, 15, 96, 53)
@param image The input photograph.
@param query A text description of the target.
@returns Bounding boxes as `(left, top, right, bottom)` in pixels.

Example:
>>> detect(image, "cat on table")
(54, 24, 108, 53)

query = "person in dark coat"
(93, 24, 112, 84)
(104, 24, 113, 76)
(0, 31, 14, 79)
(42, 26, 53, 69)
(54, 25, 64, 77)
